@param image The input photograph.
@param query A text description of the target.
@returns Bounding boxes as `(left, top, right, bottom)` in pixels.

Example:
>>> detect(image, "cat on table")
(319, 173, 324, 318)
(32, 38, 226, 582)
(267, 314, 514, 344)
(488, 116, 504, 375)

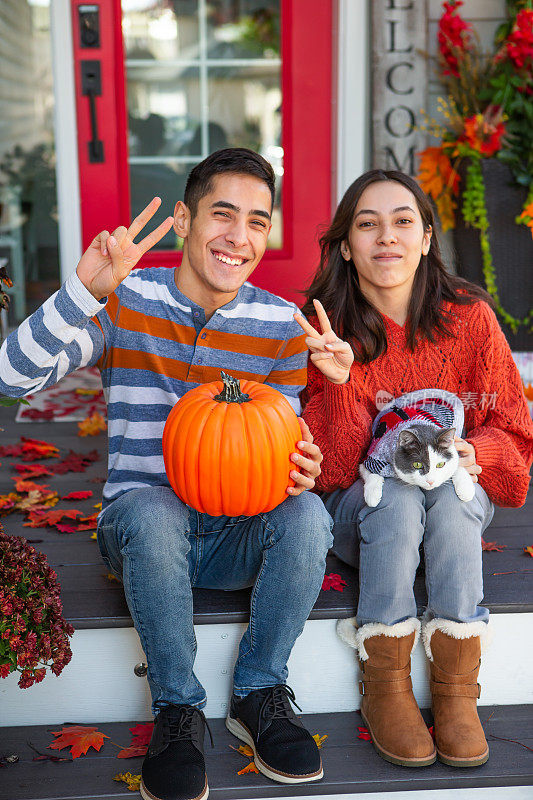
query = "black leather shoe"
(140, 704, 211, 800)
(226, 684, 323, 784)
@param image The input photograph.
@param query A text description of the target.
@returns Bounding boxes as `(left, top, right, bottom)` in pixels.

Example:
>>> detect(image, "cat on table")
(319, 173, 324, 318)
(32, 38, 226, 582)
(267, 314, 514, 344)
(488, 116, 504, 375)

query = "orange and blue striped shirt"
(0, 267, 308, 512)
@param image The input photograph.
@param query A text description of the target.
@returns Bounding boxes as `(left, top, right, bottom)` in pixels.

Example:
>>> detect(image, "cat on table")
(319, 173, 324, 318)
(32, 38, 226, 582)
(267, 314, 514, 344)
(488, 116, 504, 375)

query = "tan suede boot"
(423, 619, 490, 767)
(337, 618, 436, 767)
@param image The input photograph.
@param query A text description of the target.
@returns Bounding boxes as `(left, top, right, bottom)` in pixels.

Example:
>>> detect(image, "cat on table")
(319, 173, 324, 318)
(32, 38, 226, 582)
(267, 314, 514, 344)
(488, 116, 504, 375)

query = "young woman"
(295, 170, 533, 769)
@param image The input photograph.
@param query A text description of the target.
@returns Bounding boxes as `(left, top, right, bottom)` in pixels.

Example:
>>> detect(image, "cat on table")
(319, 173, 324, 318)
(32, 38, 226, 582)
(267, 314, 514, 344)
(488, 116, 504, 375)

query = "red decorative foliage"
(438, 1, 473, 77)
(501, 9, 533, 71)
(0, 527, 74, 688)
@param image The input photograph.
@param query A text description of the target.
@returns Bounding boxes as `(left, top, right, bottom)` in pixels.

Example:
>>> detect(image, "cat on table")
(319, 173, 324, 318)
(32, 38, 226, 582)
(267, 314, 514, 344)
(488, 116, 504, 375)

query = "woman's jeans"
(96, 486, 333, 714)
(323, 478, 494, 627)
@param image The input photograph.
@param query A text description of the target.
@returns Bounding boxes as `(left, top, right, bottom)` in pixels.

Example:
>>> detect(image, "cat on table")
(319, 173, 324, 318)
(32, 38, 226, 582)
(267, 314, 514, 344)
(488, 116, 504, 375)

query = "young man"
(0, 149, 333, 800)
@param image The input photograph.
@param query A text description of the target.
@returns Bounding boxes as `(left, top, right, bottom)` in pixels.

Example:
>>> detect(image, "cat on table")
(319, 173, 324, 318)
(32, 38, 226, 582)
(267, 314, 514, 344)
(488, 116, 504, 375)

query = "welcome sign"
(372, 0, 428, 176)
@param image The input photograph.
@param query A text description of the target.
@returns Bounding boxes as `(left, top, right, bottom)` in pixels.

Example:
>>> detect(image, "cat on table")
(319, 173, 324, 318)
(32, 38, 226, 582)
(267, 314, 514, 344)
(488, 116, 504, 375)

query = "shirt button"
(193, 311, 199, 317)
(197, 357, 203, 364)
(200, 333, 207, 339)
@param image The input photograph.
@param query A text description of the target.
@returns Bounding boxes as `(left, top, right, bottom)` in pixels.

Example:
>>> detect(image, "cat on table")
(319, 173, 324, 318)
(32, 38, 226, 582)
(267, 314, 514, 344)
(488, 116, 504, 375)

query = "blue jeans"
(323, 478, 494, 627)
(96, 486, 333, 714)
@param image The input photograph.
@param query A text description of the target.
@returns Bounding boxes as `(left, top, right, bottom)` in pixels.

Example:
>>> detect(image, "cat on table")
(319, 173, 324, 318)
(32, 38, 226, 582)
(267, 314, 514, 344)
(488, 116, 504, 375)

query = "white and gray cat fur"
(359, 424, 475, 507)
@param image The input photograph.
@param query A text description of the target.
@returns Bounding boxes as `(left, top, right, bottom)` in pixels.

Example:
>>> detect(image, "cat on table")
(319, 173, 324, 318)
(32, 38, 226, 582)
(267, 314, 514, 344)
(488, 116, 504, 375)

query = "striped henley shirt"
(0, 267, 308, 515)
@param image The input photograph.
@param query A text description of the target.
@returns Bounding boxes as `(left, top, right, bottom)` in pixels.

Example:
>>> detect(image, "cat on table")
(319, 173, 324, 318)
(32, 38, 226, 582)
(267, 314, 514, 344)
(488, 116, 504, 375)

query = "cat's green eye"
(436, 462, 446, 468)
(413, 461, 423, 469)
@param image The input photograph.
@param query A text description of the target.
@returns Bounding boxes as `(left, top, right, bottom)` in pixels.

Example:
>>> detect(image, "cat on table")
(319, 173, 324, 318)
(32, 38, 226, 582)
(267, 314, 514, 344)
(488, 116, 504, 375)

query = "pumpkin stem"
(214, 371, 251, 404)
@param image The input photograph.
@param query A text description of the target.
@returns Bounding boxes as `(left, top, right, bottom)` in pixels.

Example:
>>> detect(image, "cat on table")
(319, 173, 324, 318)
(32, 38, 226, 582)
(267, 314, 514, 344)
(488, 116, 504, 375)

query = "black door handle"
(81, 60, 104, 163)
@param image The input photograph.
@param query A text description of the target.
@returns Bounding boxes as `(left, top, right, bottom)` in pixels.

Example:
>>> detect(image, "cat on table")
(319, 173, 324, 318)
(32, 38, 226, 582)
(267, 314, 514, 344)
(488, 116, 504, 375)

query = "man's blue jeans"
(96, 486, 333, 714)
(322, 478, 494, 627)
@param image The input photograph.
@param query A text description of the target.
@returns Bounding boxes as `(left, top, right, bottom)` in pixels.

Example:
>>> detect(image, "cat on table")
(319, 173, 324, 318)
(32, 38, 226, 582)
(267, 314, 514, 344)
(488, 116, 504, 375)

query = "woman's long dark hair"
(302, 169, 493, 363)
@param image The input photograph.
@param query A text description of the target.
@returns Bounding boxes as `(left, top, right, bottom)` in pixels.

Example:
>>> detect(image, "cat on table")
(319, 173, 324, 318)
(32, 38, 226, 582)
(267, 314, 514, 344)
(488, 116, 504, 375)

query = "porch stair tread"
(2, 706, 532, 799)
(0, 409, 532, 628)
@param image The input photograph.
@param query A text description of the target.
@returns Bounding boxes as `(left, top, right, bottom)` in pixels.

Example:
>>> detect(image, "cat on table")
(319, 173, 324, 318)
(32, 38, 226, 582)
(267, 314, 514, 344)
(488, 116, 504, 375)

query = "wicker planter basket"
(453, 159, 533, 351)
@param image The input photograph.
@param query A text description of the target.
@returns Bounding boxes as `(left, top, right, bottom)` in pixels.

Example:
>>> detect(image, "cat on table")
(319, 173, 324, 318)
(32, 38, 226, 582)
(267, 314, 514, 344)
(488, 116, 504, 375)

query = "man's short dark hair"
(184, 148, 276, 217)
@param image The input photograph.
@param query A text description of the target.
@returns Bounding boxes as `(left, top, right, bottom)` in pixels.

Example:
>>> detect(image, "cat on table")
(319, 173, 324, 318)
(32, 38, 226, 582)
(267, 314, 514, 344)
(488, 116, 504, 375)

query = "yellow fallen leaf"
(524, 546, 533, 558)
(238, 744, 254, 757)
(106, 572, 121, 582)
(237, 761, 259, 775)
(114, 772, 141, 791)
(313, 733, 328, 749)
(78, 412, 107, 437)
(90, 531, 97, 540)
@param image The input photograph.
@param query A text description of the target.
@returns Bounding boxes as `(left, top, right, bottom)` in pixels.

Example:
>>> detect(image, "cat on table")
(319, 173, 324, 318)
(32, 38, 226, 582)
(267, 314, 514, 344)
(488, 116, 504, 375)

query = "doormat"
(15, 366, 107, 422)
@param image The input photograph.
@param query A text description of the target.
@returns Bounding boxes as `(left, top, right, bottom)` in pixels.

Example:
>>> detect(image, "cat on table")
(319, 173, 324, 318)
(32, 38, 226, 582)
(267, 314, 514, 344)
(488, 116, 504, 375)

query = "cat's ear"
(398, 429, 420, 450)
(436, 427, 456, 449)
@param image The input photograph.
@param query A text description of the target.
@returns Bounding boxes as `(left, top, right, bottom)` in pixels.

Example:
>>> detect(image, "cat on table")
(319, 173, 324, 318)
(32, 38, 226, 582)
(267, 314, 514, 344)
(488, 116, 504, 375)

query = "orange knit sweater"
(302, 300, 533, 508)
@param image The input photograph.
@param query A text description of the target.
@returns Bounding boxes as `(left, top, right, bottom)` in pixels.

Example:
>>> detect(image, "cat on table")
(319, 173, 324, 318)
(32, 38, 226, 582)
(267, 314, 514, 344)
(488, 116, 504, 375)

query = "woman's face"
(342, 180, 432, 298)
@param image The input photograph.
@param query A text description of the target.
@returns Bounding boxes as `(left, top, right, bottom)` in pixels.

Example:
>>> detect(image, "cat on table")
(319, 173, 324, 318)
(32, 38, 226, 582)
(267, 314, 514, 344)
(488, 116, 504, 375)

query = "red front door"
(71, 0, 334, 305)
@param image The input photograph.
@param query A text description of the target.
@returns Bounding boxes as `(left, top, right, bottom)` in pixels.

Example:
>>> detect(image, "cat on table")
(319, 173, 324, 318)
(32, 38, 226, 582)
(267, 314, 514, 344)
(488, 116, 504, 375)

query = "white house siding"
(0, 2, 54, 160)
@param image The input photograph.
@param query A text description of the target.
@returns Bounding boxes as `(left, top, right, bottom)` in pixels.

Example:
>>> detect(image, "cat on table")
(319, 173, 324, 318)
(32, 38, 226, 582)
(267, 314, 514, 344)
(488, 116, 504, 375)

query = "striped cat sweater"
(302, 300, 533, 508)
(0, 267, 307, 514)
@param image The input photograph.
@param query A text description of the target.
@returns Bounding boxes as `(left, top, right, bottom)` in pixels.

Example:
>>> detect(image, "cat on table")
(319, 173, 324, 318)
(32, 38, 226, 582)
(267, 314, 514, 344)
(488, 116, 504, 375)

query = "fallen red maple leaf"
(20, 438, 60, 461)
(49, 450, 100, 474)
(23, 508, 83, 528)
(116, 744, 149, 758)
(19, 408, 55, 420)
(116, 722, 154, 758)
(55, 524, 81, 534)
(357, 726, 372, 741)
(481, 538, 506, 552)
(62, 490, 93, 500)
(13, 463, 55, 479)
(48, 725, 110, 759)
(0, 444, 25, 457)
(322, 573, 348, 592)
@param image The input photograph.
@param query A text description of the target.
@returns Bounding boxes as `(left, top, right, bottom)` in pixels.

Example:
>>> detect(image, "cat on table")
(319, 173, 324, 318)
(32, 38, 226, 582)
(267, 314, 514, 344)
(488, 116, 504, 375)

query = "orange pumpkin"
(162, 371, 302, 517)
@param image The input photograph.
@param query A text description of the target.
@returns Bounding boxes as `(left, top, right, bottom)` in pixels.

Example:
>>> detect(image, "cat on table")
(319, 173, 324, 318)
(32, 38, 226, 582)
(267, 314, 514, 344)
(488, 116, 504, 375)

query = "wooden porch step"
(1, 706, 532, 799)
(1, 409, 532, 629)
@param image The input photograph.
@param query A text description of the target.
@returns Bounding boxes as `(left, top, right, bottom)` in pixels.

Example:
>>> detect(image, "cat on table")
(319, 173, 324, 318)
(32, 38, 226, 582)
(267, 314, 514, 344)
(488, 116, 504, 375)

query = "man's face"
(174, 172, 272, 309)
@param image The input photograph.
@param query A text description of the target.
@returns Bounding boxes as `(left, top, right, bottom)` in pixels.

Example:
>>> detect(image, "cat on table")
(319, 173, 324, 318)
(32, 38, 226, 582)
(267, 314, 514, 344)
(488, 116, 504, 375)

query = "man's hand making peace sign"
(294, 299, 355, 385)
(76, 198, 174, 301)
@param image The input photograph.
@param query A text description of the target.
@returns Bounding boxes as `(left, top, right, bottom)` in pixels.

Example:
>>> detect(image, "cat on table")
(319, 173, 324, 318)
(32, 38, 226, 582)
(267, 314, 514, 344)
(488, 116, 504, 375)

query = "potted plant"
(0, 525, 74, 688)
(418, 0, 533, 350)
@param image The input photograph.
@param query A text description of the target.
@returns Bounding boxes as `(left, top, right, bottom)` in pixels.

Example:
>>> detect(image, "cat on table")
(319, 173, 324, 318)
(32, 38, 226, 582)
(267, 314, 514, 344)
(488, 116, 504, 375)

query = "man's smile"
(211, 248, 249, 267)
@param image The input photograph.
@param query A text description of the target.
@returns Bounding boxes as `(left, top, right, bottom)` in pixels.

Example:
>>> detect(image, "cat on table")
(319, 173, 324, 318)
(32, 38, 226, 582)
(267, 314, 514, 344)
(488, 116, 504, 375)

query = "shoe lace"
(167, 706, 214, 748)
(259, 684, 302, 724)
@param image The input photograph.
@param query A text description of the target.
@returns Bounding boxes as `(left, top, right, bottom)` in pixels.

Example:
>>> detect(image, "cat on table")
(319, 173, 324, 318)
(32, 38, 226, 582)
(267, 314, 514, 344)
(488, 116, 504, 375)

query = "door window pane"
(123, 1, 199, 61)
(122, 0, 283, 250)
(0, 0, 60, 326)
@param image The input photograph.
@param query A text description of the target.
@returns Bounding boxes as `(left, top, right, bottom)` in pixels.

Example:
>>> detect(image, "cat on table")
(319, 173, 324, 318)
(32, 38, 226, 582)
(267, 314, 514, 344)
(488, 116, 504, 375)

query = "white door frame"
(336, 0, 370, 201)
(50, 0, 82, 283)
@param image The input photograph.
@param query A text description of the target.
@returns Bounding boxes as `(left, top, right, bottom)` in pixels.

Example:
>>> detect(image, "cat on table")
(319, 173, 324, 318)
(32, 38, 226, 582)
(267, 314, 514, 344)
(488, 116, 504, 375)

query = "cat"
(359, 389, 475, 507)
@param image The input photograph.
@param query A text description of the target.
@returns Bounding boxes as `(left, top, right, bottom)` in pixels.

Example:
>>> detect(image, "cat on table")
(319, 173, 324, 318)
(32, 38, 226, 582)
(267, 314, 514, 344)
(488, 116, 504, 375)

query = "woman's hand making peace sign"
(294, 299, 355, 385)
(76, 197, 174, 301)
